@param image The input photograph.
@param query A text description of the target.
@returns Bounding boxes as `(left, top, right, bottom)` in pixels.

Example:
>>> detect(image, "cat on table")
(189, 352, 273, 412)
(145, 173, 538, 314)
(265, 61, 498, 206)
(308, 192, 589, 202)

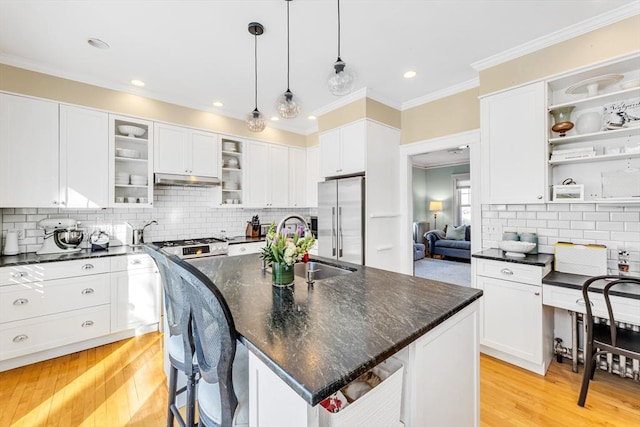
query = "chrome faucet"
(275, 214, 311, 238)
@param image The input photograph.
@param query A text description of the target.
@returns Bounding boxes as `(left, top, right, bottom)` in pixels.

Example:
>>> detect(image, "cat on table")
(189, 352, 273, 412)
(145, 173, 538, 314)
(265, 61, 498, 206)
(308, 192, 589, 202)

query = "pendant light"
(276, 0, 300, 118)
(246, 22, 266, 132)
(328, 0, 355, 96)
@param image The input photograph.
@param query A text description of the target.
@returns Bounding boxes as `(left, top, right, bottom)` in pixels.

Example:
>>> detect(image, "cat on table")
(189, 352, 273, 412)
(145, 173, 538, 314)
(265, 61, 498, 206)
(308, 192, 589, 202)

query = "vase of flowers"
(261, 222, 316, 287)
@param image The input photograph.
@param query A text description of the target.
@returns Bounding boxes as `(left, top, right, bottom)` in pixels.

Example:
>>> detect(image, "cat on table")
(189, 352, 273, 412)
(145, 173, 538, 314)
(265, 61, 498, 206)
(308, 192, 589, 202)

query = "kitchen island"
(188, 253, 483, 427)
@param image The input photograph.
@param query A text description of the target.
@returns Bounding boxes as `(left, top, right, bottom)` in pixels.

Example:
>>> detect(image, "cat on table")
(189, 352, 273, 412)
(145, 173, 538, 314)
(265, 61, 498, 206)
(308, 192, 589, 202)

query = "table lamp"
(429, 201, 443, 230)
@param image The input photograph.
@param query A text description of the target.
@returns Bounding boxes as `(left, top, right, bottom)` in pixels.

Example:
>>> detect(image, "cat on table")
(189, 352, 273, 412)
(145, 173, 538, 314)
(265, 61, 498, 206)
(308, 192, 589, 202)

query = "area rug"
(414, 258, 471, 287)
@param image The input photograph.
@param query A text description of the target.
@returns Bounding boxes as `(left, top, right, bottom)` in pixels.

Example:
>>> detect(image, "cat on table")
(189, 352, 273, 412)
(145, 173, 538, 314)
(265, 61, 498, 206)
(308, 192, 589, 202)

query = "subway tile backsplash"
(1, 186, 312, 254)
(482, 203, 640, 275)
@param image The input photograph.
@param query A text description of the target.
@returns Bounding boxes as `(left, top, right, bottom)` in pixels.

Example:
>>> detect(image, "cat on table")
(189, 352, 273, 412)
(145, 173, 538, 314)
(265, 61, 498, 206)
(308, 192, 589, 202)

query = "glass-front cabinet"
(108, 114, 154, 207)
(220, 136, 244, 206)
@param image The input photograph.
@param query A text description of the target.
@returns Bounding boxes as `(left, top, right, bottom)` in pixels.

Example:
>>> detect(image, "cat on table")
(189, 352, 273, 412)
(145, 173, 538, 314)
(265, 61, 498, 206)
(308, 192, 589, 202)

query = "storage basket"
(319, 357, 404, 427)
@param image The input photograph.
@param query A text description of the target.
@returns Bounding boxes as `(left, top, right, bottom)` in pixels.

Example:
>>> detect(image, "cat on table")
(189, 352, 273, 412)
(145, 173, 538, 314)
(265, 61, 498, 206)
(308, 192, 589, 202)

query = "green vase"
(271, 262, 295, 287)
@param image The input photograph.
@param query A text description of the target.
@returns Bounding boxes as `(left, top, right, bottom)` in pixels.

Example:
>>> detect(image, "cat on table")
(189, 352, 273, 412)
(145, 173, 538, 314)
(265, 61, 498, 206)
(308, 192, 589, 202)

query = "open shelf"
(548, 126, 640, 145)
(549, 151, 640, 165)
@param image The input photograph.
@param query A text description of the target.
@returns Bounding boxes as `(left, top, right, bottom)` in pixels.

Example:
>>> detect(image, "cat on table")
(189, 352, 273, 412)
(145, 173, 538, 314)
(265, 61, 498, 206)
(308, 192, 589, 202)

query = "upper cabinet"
(289, 147, 307, 208)
(480, 82, 547, 204)
(0, 94, 59, 207)
(545, 54, 640, 203)
(244, 141, 289, 208)
(306, 146, 320, 208)
(59, 105, 109, 208)
(320, 120, 366, 178)
(154, 123, 220, 177)
(109, 115, 154, 207)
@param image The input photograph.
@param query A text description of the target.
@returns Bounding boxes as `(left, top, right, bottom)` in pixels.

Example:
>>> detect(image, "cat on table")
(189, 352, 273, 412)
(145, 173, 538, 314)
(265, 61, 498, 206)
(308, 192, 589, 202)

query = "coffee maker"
(36, 218, 84, 255)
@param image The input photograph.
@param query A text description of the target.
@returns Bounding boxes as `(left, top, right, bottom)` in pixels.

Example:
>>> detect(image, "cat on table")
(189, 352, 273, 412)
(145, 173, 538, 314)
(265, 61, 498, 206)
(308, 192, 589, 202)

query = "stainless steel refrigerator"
(317, 176, 365, 264)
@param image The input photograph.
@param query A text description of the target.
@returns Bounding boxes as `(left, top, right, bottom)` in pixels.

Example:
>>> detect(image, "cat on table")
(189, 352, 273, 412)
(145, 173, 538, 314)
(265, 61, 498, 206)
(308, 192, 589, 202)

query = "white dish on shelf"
(498, 241, 536, 258)
(115, 180, 129, 186)
(223, 141, 237, 151)
(115, 197, 125, 203)
(620, 79, 640, 90)
(118, 125, 145, 137)
(115, 148, 140, 158)
(130, 174, 147, 185)
(565, 74, 623, 97)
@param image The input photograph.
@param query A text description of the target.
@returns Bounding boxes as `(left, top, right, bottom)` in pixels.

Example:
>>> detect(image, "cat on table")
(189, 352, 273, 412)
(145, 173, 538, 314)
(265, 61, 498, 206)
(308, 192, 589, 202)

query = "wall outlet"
(16, 229, 24, 239)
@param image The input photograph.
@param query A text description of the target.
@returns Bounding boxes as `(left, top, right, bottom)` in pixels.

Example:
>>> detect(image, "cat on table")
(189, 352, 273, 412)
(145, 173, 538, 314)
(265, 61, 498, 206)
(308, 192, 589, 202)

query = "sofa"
(425, 225, 471, 260)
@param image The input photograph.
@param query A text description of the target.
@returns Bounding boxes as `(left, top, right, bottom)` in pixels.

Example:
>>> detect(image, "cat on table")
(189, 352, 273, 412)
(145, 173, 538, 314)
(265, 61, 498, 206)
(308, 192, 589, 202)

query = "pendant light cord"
(286, 0, 291, 90)
(254, 32, 258, 110)
(337, 0, 341, 59)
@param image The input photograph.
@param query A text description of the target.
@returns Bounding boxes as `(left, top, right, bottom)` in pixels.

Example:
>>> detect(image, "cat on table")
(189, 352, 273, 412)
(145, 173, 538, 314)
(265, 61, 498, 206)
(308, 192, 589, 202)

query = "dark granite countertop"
(226, 235, 265, 245)
(188, 253, 482, 406)
(543, 271, 640, 300)
(472, 248, 554, 267)
(0, 245, 146, 268)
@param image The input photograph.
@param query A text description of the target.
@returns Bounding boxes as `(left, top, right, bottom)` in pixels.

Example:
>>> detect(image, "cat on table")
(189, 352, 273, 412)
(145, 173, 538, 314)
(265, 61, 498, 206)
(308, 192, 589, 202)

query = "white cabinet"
(319, 120, 366, 178)
(0, 94, 59, 207)
(473, 257, 553, 375)
(109, 115, 154, 207)
(545, 55, 640, 203)
(221, 136, 244, 205)
(227, 242, 265, 256)
(154, 122, 220, 177)
(59, 105, 109, 208)
(110, 254, 160, 333)
(245, 141, 289, 207)
(480, 82, 546, 204)
(306, 146, 320, 208)
(288, 147, 306, 207)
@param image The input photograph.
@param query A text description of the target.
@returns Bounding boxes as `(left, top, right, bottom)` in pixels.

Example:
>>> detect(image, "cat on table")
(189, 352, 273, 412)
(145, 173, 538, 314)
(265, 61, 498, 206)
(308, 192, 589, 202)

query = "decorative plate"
(566, 74, 623, 97)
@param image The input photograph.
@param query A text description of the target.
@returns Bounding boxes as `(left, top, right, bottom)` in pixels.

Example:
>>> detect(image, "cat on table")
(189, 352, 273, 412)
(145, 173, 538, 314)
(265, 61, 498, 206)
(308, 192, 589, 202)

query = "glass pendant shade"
(328, 58, 356, 96)
(277, 90, 300, 119)
(246, 108, 266, 132)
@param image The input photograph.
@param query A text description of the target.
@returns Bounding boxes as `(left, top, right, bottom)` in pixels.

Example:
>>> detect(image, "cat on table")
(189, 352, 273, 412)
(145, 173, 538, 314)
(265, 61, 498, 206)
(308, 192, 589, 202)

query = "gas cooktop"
(155, 237, 229, 259)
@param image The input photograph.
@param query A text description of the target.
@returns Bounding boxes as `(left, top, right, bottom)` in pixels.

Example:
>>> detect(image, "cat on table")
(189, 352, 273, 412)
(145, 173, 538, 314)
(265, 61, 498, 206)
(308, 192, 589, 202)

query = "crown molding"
(310, 87, 368, 117)
(471, 4, 640, 71)
(401, 78, 479, 111)
(364, 88, 403, 110)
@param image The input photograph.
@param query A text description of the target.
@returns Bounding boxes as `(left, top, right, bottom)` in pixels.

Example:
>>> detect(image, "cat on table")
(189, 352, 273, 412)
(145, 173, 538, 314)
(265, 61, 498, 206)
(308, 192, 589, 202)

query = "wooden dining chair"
(144, 244, 198, 427)
(578, 274, 640, 407)
(166, 254, 249, 427)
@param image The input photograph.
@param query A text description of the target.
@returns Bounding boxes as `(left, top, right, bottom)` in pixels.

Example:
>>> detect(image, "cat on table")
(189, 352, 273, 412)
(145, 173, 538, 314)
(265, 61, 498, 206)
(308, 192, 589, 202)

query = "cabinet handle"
(81, 320, 94, 328)
(60, 201, 66, 205)
(81, 288, 95, 295)
(575, 298, 594, 307)
(500, 268, 514, 275)
(53, 201, 58, 205)
(13, 298, 29, 306)
(534, 291, 540, 296)
(81, 264, 94, 270)
(12, 334, 28, 343)
(10, 272, 27, 278)
(537, 195, 543, 200)
(131, 259, 142, 265)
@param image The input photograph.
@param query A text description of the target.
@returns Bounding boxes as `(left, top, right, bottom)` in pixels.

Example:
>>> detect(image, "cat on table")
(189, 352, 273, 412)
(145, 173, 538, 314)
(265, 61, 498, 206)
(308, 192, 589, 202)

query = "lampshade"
(246, 22, 266, 132)
(276, 1, 300, 118)
(246, 108, 266, 133)
(429, 201, 443, 212)
(327, 0, 356, 96)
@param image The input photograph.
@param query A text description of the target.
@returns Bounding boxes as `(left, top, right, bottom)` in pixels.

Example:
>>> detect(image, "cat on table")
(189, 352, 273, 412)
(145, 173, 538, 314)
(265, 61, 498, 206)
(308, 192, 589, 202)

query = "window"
(452, 173, 471, 225)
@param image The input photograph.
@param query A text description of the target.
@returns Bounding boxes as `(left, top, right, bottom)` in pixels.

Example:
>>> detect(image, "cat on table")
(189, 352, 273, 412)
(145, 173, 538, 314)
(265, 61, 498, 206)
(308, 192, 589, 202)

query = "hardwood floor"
(1, 332, 638, 426)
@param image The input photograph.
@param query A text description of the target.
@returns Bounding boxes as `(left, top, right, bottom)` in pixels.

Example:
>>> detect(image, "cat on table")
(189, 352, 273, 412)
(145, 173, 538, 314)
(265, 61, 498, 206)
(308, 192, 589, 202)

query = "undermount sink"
(294, 260, 355, 281)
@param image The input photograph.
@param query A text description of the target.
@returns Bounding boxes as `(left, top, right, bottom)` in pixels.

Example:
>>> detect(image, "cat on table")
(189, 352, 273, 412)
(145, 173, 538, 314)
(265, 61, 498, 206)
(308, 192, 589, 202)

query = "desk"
(542, 271, 640, 373)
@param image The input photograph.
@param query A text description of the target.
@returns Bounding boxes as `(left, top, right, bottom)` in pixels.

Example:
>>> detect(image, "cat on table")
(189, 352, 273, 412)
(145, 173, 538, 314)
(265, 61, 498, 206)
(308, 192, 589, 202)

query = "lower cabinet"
(474, 258, 553, 375)
(227, 242, 265, 257)
(110, 254, 161, 333)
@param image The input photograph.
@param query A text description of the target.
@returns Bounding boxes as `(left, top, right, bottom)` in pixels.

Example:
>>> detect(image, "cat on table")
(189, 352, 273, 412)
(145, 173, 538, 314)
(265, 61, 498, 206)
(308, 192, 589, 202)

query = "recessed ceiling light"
(270, 116, 279, 121)
(403, 70, 417, 79)
(131, 79, 145, 87)
(307, 115, 317, 120)
(213, 101, 224, 108)
(87, 38, 110, 49)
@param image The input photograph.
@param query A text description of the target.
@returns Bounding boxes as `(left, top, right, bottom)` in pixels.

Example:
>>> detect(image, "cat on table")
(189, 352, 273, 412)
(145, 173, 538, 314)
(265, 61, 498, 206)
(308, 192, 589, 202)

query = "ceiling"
(412, 146, 470, 168)
(0, 1, 636, 135)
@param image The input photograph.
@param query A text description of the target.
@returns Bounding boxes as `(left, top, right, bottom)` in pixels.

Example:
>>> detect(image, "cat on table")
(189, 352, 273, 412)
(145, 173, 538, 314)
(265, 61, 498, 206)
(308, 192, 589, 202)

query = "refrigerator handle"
(338, 206, 343, 258)
(331, 207, 336, 257)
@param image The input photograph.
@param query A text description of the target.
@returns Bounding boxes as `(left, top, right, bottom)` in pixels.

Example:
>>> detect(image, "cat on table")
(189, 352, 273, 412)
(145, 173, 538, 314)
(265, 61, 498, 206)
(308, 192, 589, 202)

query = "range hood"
(154, 173, 221, 187)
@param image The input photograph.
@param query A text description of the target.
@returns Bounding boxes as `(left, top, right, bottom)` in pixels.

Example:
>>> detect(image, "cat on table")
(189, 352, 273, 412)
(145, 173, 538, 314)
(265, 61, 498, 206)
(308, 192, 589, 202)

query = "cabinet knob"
(534, 291, 540, 296)
(81, 288, 95, 295)
(500, 268, 514, 275)
(10, 272, 27, 278)
(81, 320, 94, 328)
(13, 298, 29, 306)
(12, 334, 28, 343)
(131, 259, 142, 265)
(53, 201, 58, 205)
(240, 247, 246, 252)
(60, 201, 66, 205)
(537, 195, 543, 200)
(81, 264, 94, 270)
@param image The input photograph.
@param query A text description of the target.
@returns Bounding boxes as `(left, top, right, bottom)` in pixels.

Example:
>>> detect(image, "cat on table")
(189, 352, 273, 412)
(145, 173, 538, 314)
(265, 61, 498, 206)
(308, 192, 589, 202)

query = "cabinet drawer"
(227, 242, 265, 257)
(0, 274, 110, 323)
(475, 259, 543, 286)
(0, 258, 110, 286)
(110, 254, 155, 272)
(542, 284, 640, 325)
(0, 304, 110, 361)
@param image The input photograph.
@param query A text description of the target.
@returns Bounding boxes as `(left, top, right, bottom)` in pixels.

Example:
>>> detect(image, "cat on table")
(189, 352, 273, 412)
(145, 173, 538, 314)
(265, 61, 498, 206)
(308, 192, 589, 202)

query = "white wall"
(481, 203, 640, 275)
(1, 187, 310, 254)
